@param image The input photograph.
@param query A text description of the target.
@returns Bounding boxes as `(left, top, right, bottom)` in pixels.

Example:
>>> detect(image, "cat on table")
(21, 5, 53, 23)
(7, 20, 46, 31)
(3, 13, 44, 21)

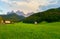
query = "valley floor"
(0, 22, 60, 39)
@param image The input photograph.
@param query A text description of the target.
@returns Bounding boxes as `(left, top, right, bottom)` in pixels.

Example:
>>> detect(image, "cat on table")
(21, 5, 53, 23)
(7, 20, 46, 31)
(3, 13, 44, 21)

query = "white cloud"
(1, 0, 8, 2)
(0, 0, 59, 14)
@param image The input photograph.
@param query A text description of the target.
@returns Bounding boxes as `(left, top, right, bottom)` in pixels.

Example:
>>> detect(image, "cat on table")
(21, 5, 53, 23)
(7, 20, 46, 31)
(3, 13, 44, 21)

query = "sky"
(0, 0, 60, 14)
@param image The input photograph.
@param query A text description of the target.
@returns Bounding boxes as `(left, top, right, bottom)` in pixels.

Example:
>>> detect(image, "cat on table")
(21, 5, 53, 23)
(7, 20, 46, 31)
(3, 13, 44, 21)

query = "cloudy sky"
(0, 0, 60, 14)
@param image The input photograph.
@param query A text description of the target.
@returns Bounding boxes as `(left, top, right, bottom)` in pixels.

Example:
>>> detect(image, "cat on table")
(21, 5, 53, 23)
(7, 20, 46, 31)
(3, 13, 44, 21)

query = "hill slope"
(23, 8, 60, 23)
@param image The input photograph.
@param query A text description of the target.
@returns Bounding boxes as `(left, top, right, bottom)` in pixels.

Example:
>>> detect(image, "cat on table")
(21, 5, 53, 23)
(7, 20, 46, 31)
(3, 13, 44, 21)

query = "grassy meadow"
(0, 22, 60, 39)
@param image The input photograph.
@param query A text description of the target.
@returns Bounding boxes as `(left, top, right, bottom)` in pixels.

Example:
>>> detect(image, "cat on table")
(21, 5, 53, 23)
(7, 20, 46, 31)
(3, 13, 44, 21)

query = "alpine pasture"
(0, 22, 60, 39)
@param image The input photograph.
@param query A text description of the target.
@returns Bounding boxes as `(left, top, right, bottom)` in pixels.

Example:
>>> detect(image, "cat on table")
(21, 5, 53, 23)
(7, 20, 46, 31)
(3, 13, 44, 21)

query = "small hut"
(34, 21, 38, 24)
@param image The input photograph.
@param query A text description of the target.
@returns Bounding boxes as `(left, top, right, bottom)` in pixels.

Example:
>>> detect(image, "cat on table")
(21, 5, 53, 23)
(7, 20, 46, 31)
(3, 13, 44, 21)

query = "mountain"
(7, 11, 14, 15)
(0, 13, 25, 22)
(16, 10, 25, 16)
(7, 10, 25, 16)
(7, 10, 35, 17)
(23, 7, 60, 23)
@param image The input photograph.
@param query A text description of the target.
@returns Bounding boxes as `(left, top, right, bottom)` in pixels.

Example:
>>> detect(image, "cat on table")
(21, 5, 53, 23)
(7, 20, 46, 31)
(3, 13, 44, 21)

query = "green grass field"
(0, 22, 60, 39)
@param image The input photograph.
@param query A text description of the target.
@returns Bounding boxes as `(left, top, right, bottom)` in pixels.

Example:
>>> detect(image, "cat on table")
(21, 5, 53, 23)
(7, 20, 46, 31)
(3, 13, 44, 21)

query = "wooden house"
(1, 20, 12, 24)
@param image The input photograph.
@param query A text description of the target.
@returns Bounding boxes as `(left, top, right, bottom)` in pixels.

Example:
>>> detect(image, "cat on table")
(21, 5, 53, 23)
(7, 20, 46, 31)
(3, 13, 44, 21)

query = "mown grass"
(0, 22, 60, 39)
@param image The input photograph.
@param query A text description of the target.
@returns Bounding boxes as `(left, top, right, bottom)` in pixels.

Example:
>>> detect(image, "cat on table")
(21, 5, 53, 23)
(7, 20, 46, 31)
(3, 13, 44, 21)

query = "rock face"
(7, 11, 15, 15)
(16, 10, 25, 16)
(7, 10, 25, 16)
(7, 10, 34, 17)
